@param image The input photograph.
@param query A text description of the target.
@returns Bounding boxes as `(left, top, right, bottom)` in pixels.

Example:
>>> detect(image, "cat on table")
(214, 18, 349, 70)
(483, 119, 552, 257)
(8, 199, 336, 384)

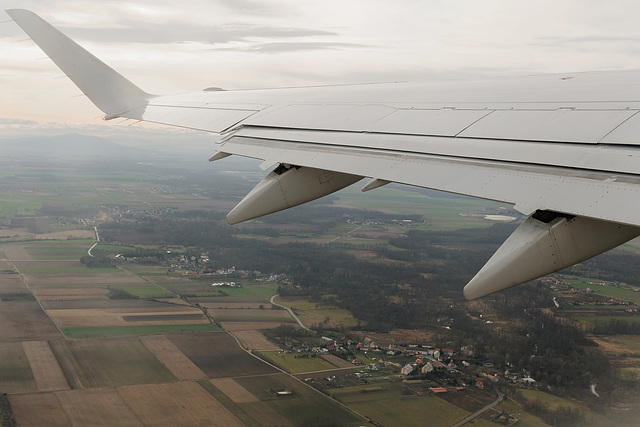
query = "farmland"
(257, 350, 341, 374)
(276, 296, 358, 329)
(168, 333, 278, 378)
(0, 342, 37, 394)
(2, 137, 639, 426)
(235, 373, 362, 425)
(51, 337, 177, 388)
(118, 381, 245, 426)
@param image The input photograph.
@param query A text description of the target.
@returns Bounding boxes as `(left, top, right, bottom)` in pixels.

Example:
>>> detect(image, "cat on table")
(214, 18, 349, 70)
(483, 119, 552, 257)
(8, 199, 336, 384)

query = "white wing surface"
(8, 9, 640, 300)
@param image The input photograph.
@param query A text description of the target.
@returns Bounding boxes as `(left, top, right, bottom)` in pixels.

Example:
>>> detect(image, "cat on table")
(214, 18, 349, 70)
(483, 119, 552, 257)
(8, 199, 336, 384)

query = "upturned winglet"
(6, 9, 150, 118)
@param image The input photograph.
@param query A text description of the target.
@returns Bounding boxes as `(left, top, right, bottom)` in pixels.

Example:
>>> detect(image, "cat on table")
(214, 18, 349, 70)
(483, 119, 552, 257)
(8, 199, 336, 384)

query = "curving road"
(270, 294, 310, 331)
(450, 388, 504, 427)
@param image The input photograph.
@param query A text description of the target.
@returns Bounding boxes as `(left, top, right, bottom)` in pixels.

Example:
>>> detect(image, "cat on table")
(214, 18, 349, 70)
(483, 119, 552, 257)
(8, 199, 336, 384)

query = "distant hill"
(0, 134, 260, 170)
(0, 134, 194, 161)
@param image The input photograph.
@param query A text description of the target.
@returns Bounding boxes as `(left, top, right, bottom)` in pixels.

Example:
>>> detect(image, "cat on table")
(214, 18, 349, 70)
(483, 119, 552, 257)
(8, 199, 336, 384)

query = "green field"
(215, 283, 279, 299)
(0, 201, 40, 218)
(595, 335, 640, 353)
(562, 277, 640, 305)
(517, 389, 612, 425)
(572, 315, 640, 327)
(336, 386, 470, 427)
(492, 398, 548, 427)
(517, 389, 596, 421)
(211, 309, 294, 323)
(619, 367, 640, 380)
(277, 297, 358, 329)
(25, 245, 93, 261)
(235, 373, 362, 426)
(257, 351, 338, 374)
(62, 323, 221, 339)
(124, 265, 171, 276)
(114, 285, 175, 299)
(336, 187, 511, 230)
(93, 244, 136, 253)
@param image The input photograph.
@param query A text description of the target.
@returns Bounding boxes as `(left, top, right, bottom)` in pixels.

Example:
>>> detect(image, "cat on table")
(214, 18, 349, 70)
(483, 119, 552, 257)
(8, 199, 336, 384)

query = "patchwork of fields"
(4, 237, 621, 426)
(0, 239, 369, 426)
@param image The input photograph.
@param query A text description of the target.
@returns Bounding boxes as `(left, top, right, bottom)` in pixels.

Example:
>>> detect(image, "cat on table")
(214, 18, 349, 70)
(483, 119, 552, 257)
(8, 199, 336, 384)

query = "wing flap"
(229, 127, 640, 176)
(459, 109, 638, 143)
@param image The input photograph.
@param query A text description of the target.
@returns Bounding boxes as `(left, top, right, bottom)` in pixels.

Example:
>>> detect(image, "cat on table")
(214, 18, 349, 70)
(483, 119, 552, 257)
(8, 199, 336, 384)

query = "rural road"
(87, 226, 99, 257)
(270, 294, 310, 331)
(450, 388, 504, 427)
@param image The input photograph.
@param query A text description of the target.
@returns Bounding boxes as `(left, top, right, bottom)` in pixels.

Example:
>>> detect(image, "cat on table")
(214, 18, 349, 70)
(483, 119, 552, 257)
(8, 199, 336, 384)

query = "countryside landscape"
(1, 134, 640, 426)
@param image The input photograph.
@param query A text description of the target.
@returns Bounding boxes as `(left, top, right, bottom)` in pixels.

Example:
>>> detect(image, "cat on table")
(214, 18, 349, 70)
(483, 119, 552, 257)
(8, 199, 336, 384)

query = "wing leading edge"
(9, 9, 640, 299)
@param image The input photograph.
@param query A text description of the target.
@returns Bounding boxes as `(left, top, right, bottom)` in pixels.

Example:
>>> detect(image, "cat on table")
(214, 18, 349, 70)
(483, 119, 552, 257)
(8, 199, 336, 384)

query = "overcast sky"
(2, 0, 640, 147)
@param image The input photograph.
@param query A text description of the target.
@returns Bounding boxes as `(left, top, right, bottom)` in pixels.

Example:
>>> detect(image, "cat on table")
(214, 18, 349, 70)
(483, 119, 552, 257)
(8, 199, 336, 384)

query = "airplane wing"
(8, 9, 640, 300)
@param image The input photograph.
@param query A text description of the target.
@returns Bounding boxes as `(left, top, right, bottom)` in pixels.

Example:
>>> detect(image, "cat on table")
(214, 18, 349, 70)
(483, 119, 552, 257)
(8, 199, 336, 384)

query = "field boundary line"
(10, 261, 65, 336)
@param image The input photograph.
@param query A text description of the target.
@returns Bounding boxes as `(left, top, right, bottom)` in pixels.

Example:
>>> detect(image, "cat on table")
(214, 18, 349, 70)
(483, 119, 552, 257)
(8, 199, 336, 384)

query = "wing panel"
(600, 112, 640, 145)
(247, 105, 493, 136)
(130, 105, 258, 133)
(458, 109, 637, 143)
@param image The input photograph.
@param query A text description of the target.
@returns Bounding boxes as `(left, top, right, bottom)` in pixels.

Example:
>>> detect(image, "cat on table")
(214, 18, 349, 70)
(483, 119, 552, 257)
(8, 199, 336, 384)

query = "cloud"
(212, 41, 372, 53)
(0, 117, 37, 125)
(58, 21, 337, 45)
(534, 35, 640, 47)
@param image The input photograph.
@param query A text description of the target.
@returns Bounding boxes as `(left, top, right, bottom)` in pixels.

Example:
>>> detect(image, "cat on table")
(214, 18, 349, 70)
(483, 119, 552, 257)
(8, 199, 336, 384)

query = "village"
(272, 333, 540, 395)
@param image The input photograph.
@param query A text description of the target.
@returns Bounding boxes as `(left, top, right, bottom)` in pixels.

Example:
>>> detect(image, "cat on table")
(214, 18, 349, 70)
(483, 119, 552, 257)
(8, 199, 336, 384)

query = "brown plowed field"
(55, 388, 142, 426)
(42, 299, 167, 310)
(118, 381, 245, 426)
(232, 330, 280, 350)
(0, 300, 62, 340)
(22, 341, 69, 391)
(210, 378, 294, 426)
(0, 274, 26, 292)
(34, 288, 109, 301)
(2, 244, 32, 261)
(201, 302, 274, 309)
(9, 393, 70, 426)
(48, 306, 208, 328)
(221, 321, 292, 331)
(0, 342, 37, 393)
(210, 377, 259, 403)
(54, 337, 176, 388)
(238, 401, 294, 427)
(22, 272, 144, 288)
(140, 335, 207, 380)
(168, 332, 278, 378)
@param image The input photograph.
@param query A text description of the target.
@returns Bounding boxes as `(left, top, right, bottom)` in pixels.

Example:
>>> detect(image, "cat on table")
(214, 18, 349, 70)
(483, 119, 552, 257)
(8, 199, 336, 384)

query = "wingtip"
(5, 9, 35, 18)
